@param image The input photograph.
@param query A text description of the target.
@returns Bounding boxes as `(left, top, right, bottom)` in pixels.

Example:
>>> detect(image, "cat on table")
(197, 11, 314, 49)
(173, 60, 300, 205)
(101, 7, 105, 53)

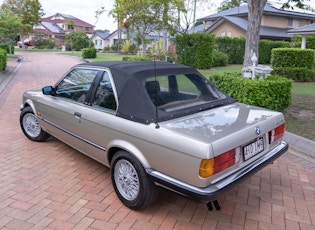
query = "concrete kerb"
(284, 132, 315, 163)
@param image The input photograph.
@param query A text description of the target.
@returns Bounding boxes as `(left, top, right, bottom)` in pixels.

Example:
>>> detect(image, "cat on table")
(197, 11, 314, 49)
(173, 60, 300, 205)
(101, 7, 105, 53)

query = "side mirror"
(42, 86, 53, 95)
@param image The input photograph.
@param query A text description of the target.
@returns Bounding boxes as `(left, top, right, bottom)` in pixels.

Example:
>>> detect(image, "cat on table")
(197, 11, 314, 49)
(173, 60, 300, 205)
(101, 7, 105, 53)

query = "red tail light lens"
(269, 124, 285, 144)
(214, 149, 236, 174)
(200, 147, 240, 178)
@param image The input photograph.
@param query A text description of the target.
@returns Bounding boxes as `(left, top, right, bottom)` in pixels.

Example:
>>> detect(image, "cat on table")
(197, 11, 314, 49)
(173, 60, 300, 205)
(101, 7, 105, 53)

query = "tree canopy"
(113, 0, 185, 56)
(1, 0, 44, 35)
(0, 9, 22, 52)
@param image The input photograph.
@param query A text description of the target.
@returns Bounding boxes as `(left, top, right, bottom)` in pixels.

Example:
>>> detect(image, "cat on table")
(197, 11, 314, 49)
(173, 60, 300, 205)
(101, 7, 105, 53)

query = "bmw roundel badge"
(255, 126, 261, 135)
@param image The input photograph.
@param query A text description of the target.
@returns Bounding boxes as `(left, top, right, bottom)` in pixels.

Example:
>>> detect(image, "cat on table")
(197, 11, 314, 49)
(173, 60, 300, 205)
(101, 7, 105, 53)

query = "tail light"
(269, 124, 285, 144)
(199, 147, 241, 178)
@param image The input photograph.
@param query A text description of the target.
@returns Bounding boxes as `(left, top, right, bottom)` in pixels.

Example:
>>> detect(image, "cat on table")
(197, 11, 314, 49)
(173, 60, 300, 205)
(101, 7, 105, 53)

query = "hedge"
(0, 48, 7, 71)
(82, 48, 97, 58)
(215, 37, 245, 64)
(209, 73, 293, 111)
(272, 67, 315, 82)
(258, 40, 291, 64)
(176, 33, 215, 69)
(122, 56, 152, 61)
(271, 48, 315, 69)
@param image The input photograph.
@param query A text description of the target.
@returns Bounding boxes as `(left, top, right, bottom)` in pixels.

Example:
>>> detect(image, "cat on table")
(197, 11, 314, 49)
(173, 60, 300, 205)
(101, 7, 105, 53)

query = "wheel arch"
(107, 140, 150, 169)
(21, 99, 37, 114)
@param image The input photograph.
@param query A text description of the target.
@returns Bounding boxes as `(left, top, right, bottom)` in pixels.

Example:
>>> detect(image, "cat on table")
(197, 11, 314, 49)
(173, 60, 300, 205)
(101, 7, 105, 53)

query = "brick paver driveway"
(1, 52, 315, 230)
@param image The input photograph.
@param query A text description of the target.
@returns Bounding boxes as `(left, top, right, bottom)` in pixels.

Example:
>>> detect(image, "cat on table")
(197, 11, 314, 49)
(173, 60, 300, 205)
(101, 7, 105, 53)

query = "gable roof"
(93, 31, 111, 39)
(41, 22, 64, 34)
(198, 2, 315, 22)
(41, 13, 93, 28)
(206, 16, 292, 39)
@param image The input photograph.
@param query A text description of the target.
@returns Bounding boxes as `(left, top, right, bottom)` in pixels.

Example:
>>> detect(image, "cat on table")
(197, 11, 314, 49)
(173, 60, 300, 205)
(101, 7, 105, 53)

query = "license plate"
(243, 138, 264, 161)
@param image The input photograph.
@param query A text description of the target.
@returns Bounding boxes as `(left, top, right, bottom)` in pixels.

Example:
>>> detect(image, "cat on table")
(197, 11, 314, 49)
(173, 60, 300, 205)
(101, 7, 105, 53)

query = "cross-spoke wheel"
(20, 107, 50, 142)
(111, 151, 159, 210)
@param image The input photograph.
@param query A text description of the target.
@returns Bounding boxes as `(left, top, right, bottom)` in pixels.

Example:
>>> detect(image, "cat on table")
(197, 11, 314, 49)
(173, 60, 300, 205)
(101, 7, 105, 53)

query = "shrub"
(258, 40, 291, 64)
(176, 33, 215, 69)
(212, 49, 229, 67)
(121, 40, 132, 53)
(271, 48, 315, 69)
(0, 44, 14, 54)
(32, 37, 55, 49)
(65, 32, 90, 51)
(215, 37, 245, 64)
(82, 48, 97, 58)
(272, 67, 315, 82)
(291, 35, 315, 49)
(209, 73, 293, 111)
(0, 48, 7, 71)
(122, 56, 152, 61)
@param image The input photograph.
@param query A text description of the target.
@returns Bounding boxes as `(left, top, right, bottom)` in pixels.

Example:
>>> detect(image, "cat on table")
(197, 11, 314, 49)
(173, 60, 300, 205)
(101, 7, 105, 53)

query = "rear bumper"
(147, 141, 289, 201)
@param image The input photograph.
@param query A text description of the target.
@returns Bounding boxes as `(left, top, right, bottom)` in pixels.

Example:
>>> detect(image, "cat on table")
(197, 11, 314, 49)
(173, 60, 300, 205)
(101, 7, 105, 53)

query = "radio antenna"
(153, 54, 160, 129)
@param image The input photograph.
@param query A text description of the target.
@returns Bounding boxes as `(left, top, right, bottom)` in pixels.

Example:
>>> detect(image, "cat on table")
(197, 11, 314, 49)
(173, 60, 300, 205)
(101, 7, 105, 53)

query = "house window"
(287, 18, 299, 28)
(68, 25, 74, 30)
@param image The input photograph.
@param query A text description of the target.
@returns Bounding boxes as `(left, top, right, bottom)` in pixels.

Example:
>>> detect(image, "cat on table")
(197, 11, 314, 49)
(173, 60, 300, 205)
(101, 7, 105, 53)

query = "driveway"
(1, 52, 315, 230)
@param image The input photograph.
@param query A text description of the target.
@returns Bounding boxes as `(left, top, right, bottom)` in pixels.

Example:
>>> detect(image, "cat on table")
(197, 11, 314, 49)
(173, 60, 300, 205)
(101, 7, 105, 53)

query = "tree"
(217, 0, 244, 12)
(243, 0, 309, 68)
(65, 32, 91, 51)
(113, 0, 185, 56)
(1, 0, 44, 36)
(178, 0, 214, 34)
(0, 9, 22, 53)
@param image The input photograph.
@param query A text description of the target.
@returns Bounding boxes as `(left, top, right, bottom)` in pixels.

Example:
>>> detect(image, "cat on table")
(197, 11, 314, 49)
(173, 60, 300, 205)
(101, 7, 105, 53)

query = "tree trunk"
(141, 35, 146, 57)
(243, 0, 267, 68)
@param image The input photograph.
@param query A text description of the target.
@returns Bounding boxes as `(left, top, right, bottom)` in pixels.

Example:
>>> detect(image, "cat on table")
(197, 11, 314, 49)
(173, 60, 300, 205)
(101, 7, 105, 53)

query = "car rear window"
(145, 74, 226, 112)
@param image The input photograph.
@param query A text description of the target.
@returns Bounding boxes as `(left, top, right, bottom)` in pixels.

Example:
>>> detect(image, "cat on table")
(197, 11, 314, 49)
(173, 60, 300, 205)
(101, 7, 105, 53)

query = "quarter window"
(92, 71, 117, 111)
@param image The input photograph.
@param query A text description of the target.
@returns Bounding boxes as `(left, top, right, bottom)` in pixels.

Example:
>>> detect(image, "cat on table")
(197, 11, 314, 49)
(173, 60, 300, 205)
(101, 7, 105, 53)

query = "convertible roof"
(76, 61, 232, 124)
(77, 61, 197, 93)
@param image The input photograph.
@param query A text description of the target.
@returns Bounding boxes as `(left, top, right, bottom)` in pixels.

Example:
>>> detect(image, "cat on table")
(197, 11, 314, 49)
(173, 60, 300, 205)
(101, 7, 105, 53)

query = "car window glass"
(92, 71, 117, 111)
(145, 74, 222, 111)
(55, 68, 98, 103)
(145, 75, 200, 107)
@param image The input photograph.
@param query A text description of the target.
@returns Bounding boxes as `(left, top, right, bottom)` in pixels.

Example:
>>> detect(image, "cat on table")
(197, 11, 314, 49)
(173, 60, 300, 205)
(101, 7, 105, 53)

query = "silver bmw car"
(20, 61, 288, 210)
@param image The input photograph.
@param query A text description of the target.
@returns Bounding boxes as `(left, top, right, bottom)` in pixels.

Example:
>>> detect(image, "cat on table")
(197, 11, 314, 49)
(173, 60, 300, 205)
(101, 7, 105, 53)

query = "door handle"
(74, 112, 81, 119)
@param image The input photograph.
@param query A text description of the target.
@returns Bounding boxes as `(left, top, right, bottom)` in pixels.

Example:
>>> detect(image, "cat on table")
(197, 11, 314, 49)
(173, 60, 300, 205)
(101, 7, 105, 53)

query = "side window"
(55, 68, 98, 103)
(92, 71, 117, 111)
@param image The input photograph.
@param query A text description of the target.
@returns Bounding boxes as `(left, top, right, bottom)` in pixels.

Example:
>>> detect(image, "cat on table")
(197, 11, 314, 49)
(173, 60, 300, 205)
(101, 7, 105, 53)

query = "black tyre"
(111, 151, 159, 210)
(20, 106, 50, 142)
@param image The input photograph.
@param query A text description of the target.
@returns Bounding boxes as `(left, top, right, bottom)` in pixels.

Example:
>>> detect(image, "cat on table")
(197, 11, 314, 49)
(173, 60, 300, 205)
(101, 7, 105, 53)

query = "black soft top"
(77, 61, 234, 124)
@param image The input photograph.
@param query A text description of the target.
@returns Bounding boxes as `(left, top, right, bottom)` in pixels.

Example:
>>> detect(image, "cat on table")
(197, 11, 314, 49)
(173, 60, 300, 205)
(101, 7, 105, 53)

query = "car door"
(37, 67, 106, 159)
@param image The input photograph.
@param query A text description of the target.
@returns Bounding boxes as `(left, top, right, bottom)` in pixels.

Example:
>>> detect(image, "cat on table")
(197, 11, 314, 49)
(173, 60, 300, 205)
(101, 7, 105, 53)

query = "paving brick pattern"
(1, 52, 315, 230)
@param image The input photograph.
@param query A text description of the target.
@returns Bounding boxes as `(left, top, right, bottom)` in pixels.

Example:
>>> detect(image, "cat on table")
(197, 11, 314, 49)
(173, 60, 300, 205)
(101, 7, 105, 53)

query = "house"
(90, 30, 119, 50)
(33, 13, 94, 48)
(197, 1, 315, 41)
